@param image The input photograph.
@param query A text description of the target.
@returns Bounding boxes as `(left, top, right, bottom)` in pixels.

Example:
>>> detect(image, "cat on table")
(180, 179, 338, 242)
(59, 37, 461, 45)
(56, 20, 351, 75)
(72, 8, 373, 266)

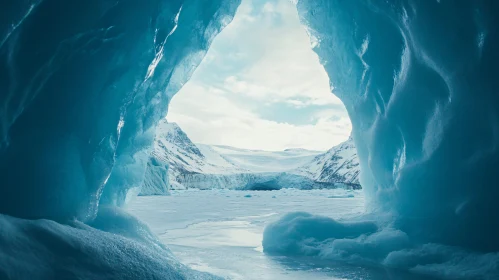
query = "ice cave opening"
(1, 0, 499, 280)
(155, 0, 357, 192)
(128, 3, 368, 277)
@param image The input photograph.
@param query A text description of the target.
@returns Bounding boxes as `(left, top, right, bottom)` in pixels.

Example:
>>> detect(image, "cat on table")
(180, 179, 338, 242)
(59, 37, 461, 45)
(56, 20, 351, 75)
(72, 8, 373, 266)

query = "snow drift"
(1, 0, 499, 279)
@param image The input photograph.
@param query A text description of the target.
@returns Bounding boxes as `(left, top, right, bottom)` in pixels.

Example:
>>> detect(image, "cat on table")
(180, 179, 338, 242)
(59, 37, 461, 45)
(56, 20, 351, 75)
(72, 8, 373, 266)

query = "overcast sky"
(166, 0, 351, 151)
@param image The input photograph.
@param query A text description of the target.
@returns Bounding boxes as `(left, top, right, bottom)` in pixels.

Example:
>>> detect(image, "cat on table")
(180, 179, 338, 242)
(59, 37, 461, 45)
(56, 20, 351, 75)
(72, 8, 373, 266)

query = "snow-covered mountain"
(294, 136, 360, 187)
(154, 120, 243, 174)
(140, 120, 245, 195)
(141, 120, 360, 194)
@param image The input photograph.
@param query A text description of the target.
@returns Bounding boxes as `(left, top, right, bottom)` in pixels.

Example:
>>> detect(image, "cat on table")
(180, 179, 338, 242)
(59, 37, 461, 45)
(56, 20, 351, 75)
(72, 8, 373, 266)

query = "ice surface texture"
(0, 0, 240, 221)
(263, 212, 499, 279)
(0, 207, 222, 280)
(0, 1, 239, 277)
(263, 212, 378, 256)
(144, 120, 359, 190)
(297, 0, 499, 252)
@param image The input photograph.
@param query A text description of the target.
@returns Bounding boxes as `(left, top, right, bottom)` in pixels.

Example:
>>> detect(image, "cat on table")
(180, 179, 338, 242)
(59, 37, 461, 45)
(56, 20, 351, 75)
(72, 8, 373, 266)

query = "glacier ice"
(0, 0, 240, 220)
(1, 0, 499, 279)
(261, 0, 499, 278)
(140, 157, 170, 196)
(0, 0, 240, 278)
(294, 0, 499, 253)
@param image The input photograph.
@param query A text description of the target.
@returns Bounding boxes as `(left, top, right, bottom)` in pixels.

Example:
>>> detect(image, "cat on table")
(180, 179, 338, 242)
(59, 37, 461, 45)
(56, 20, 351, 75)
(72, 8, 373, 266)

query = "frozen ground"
(127, 189, 433, 280)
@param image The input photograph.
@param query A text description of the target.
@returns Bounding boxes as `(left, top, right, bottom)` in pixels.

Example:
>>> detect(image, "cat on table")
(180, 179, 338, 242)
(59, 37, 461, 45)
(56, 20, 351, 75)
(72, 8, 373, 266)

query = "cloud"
(168, 81, 351, 151)
(166, 0, 351, 151)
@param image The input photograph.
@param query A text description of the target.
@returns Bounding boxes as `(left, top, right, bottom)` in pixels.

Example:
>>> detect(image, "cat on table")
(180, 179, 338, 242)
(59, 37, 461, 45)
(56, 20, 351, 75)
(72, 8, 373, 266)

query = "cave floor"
(127, 189, 428, 280)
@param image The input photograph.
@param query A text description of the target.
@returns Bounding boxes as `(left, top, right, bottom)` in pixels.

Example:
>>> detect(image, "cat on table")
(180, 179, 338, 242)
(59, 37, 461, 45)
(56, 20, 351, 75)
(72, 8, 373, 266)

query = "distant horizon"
(167, 0, 352, 151)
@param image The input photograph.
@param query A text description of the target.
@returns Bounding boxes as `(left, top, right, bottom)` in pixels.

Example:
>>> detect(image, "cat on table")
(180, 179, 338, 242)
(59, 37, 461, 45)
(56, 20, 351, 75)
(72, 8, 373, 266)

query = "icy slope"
(294, 136, 360, 186)
(154, 120, 243, 175)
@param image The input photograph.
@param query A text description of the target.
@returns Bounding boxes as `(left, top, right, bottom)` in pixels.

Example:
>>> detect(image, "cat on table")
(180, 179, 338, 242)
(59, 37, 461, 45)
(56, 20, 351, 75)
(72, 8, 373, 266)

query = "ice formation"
(0, 0, 240, 277)
(296, 0, 499, 252)
(0, 0, 240, 220)
(264, 0, 499, 278)
(1, 0, 499, 279)
(0, 207, 222, 280)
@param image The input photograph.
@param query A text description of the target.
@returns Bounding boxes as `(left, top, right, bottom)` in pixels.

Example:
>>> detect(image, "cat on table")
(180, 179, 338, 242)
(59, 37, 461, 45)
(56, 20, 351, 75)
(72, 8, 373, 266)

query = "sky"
(166, 0, 351, 151)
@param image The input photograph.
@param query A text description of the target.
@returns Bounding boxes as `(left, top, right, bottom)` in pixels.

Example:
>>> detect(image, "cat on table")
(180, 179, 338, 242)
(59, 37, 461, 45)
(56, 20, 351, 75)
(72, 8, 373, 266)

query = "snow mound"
(263, 213, 499, 279)
(263, 212, 377, 256)
(0, 209, 222, 280)
(327, 194, 355, 198)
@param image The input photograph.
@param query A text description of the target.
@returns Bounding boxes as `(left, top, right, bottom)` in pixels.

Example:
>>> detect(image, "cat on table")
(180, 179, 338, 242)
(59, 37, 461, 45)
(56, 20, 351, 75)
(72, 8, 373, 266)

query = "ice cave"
(1, 0, 499, 279)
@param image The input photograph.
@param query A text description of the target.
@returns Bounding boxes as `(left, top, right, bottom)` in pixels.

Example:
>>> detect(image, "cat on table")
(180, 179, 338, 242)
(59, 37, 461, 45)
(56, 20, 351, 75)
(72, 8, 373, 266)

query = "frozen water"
(130, 189, 499, 279)
(143, 121, 359, 191)
(128, 189, 440, 280)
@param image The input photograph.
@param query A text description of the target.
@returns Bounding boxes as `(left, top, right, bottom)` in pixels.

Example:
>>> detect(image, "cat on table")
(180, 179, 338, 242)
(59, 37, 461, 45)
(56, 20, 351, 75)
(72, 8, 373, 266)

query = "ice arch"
(0, 0, 240, 221)
(1, 0, 499, 277)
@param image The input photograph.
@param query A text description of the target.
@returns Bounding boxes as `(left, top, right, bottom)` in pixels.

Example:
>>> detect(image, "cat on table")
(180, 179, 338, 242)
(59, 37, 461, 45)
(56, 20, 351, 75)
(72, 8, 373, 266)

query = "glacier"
(1, 0, 499, 279)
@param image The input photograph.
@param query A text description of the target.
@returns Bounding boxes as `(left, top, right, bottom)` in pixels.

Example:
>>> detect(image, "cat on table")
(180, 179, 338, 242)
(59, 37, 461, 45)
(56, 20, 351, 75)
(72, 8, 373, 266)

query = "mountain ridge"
(140, 120, 361, 194)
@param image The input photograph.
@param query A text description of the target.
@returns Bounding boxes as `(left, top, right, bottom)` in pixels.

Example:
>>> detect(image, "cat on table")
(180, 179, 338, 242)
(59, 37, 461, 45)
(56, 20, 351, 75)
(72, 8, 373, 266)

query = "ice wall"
(0, 0, 239, 221)
(139, 157, 170, 196)
(296, 0, 499, 251)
